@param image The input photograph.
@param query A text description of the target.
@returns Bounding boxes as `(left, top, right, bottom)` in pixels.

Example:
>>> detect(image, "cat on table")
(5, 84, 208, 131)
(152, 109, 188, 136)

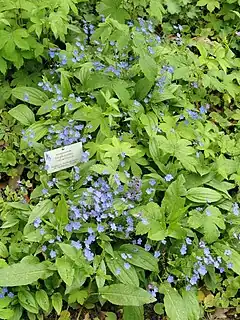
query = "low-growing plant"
(0, 0, 240, 319)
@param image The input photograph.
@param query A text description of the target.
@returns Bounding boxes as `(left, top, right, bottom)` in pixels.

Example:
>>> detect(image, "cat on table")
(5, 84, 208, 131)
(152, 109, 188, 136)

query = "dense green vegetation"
(0, 0, 240, 319)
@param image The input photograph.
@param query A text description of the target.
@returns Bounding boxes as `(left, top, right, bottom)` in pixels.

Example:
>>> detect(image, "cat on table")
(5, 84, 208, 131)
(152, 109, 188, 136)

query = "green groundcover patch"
(0, 0, 240, 319)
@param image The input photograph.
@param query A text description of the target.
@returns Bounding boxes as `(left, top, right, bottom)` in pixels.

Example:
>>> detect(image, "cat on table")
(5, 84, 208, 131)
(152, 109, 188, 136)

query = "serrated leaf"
(100, 284, 156, 306)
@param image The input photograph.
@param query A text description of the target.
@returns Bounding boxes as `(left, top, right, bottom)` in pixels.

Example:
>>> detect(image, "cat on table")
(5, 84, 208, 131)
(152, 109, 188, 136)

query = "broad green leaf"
(55, 195, 68, 228)
(0, 242, 8, 258)
(56, 256, 74, 286)
(112, 80, 130, 106)
(188, 206, 225, 243)
(139, 54, 157, 82)
(52, 293, 62, 315)
(12, 87, 48, 106)
(182, 290, 200, 320)
(0, 308, 14, 319)
(9, 104, 35, 125)
(212, 243, 240, 275)
(148, 0, 165, 22)
(105, 253, 139, 286)
(0, 261, 50, 286)
(186, 187, 222, 203)
(123, 306, 144, 320)
(28, 199, 53, 224)
(159, 283, 188, 320)
(0, 57, 7, 74)
(118, 244, 159, 272)
(18, 290, 38, 314)
(100, 284, 156, 306)
(35, 290, 50, 312)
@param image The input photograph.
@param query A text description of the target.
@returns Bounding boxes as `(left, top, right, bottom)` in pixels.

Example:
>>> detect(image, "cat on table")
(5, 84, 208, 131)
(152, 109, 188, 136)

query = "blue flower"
(23, 93, 29, 101)
(180, 244, 187, 255)
(8, 292, 14, 298)
(84, 248, 94, 261)
(42, 188, 48, 195)
(121, 253, 128, 260)
(50, 250, 56, 258)
(33, 217, 42, 228)
(189, 274, 198, 285)
(124, 262, 131, 270)
(186, 237, 192, 245)
(146, 188, 154, 194)
(71, 240, 82, 250)
(149, 179, 156, 186)
(167, 275, 174, 283)
(227, 262, 233, 269)
(233, 202, 239, 216)
(115, 268, 121, 275)
(145, 244, 151, 252)
(198, 265, 207, 276)
(154, 251, 161, 258)
(224, 249, 232, 256)
(164, 174, 173, 182)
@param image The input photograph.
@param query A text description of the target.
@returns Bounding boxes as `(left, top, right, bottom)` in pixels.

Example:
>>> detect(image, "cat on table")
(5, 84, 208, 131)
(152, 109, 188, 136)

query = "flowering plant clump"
(0, 0, 240, 319)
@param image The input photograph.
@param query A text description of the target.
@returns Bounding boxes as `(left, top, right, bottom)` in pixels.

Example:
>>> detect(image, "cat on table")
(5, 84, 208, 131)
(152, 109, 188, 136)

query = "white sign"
(44, 142, 83, 173)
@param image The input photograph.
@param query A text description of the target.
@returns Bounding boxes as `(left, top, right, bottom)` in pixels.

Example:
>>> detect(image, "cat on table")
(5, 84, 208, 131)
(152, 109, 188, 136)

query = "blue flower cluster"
(0, 287, 14, 299)
(46, 120, 89, 148)
(61, 175, 143, 262)
(182, 241, 234, 291)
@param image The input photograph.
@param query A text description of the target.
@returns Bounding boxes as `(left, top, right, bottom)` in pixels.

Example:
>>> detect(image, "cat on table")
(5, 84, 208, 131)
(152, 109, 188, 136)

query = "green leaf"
(212, 243, 240, 275)
(135, 77, 153, 101)
(1, 150, 16, 167)
(18, 290, 38, 314)
(112, 80, 130, 106)
(52, 293, 62, 315)
(35, 290, 50, 312)
(55, 195, 68, 229)
(148, 0, 165, 22)
(0, 242, 8, 258)
(56, 256, 74, 286)
(0, 261, 50, 286)
(159, 283, 188, 320)
(99, 284, 156, 306)
(12, 87, 48, 106)
(118, 244, 159, 272)
(0, 309, 14, 319)
(182, 290, 200, 320)
(188, 206, 225, 243)
(0, 57, 7, 74)
(9, 104, 35, 126)
(123, 306, 144, 320)
(139, 54, 157, 82)
(186, 187, 222, 203)
(105, 253, 139, 286)
(28, 200, 53, 224)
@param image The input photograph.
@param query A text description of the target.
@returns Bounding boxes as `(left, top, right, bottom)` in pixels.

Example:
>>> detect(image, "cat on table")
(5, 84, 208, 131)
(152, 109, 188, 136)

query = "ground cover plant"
(0, 0, 240, 319)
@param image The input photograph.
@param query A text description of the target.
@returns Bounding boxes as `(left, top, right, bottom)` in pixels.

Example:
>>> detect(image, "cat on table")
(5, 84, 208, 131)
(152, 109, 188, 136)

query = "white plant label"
(44, 142, 82, 173)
